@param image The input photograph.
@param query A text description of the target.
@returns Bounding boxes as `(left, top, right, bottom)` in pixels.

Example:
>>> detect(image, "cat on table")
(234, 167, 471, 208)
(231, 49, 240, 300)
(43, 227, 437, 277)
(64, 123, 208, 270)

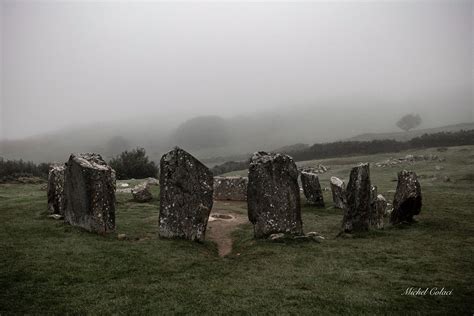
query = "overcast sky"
(1, 0, 472, 140)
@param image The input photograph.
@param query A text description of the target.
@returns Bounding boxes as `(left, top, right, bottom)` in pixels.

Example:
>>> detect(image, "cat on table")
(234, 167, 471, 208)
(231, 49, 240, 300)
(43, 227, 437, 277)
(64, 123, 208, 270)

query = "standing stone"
(390, 170, 422, 224)
(330, 176, 346, 209)
(63, 153, 116, 234)
(213, 176, 248, 201)
(47, 165, 65, 215)
(247, 152, 303, 238)
(371, 194, 387, 229)
(342, 163, 371, 232)
(300, 171, 325, 207)
(159, 147, 213, 241)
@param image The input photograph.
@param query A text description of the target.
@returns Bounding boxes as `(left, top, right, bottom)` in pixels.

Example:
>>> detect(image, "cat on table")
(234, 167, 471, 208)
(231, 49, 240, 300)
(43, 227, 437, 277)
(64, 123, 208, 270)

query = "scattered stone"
(300, 171, 325, 207)
(443, 176, 451, 183)
(120, 183, 129, 188)
(435, 165, 443, 171)
(145, 177, 159, 186)
(47, 214, 63, 220)
(330, 176, 347, 209)
(248, 152, 303, 238)
(298, 164, 329, 174)
(342, 163, 371, 232)
(390, 170, 422, 224)
(375, 154, 445, 168)
(47, 165, 65, 215)
(213, 176, 248, 201)
(269, 233, 286, 242)
(117, 233, 127, 240)
(159, 147, 213, 241)
(63, 153, 116, 234)
(268, 231, 324, 242)
(131, 184, 153, 202)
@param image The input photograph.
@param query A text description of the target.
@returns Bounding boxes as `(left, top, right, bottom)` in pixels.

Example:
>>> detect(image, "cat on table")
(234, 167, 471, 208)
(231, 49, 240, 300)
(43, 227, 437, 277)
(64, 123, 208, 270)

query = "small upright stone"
(159, 147, 213, 241)
(330, 176, 346, 209)
(132, 184, 153, 203)
(342, 163, 371, 232)
(300, 171, 325, 207)
(390, 170, 422, 224)
(247, 152, 303, 238)
(371, 194, 387, 229)
(64, 153, 116, 233)
(47, 165, 65, 215)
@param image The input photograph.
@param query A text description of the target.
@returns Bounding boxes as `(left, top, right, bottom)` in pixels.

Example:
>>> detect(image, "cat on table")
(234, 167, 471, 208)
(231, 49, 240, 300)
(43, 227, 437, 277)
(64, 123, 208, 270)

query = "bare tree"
(396, 113, 422, 132)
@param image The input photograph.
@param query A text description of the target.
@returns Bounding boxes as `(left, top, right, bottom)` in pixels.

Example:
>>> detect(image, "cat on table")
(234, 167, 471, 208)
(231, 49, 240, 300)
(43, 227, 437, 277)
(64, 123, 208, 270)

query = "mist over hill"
(1, 99, 471, 164)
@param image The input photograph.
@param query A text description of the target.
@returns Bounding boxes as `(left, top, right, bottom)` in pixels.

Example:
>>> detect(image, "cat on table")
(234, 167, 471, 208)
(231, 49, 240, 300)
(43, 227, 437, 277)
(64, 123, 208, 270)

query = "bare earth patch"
(206, 201, 249, 257)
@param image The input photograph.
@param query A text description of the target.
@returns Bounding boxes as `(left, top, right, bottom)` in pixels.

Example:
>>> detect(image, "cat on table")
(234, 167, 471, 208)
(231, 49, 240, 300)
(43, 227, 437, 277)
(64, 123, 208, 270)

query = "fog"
(0, 0, 472, 161)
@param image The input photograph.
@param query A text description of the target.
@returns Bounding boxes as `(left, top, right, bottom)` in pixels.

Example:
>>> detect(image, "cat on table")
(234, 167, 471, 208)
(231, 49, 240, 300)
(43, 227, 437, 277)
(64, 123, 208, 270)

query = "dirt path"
(206, 201, 249, 257)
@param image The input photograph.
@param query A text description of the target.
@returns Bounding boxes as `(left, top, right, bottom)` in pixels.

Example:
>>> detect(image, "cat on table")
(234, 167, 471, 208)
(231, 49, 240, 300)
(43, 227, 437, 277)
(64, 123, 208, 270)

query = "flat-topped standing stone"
(390, 170, 422, 224)
(159, 147, 213, 241)
(64, 153, 116, 233)
(330, 176, 346, 209)
(300, 171, 325, 207)
(47, 165, 65, 215)
(213, 176, 248, 201)
(342, 163, 371, 232)
(247, 151, 303, 238)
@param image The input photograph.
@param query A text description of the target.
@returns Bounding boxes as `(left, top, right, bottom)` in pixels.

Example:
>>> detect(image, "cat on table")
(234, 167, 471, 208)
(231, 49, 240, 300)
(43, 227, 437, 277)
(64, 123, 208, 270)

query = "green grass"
(1, 146, 474, 314)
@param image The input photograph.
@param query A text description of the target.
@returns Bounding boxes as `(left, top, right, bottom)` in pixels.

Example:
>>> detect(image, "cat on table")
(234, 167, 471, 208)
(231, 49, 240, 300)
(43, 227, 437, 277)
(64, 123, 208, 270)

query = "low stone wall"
(213, 176, 248, 201)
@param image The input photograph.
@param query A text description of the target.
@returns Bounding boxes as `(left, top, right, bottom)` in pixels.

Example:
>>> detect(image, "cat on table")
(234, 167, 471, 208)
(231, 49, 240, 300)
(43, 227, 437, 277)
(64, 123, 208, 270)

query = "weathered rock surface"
(247, 152, 303, 238)
(132, 184, 153, 202)
(330, 176, 346, 209)
(213, 176, 248, 201)
(342, 163, 371, 232)
(390, 170, 422, 224)
(159, 147, 213, 241)
(63, 153, 116, 233)
(47, 165, 65, 215)
(300, 171, 325, 207)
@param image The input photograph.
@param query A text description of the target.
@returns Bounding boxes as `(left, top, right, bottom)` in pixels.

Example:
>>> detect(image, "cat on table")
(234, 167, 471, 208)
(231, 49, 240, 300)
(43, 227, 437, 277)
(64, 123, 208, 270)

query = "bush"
(0, 158, 50, 182)
(109, 148, 158, 180)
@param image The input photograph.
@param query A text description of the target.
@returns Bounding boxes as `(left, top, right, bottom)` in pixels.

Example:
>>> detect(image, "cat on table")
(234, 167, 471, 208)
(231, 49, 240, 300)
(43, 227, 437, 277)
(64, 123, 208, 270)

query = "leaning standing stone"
(342, 163, 371, 232)
(64, 153, 116, 233)
(390, 170, 422, 224)
(159, 147, 213, 241)
(330, 176, 346, 209)
(47, 165, 65, 215)
(300, 171, 325, 207)
(247, 152, 303, 238)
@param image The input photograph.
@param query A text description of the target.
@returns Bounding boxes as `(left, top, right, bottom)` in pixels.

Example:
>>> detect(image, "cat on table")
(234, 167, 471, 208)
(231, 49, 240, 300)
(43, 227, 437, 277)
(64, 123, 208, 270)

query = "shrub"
(109, 148, 158, 180)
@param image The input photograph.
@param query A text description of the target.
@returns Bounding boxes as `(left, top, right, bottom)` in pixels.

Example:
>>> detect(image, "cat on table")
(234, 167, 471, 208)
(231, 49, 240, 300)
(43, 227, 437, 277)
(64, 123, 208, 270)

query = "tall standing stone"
(300, 171, 325, 207)
(247, 152, 303, 238)
(159, 147, 213, 241)
(64, 153, 116, 233)
(47, 165, 65, 215)
(330, 176, 346, 209)
(342, 163, 371, 232)
(390, 170, 422, 224)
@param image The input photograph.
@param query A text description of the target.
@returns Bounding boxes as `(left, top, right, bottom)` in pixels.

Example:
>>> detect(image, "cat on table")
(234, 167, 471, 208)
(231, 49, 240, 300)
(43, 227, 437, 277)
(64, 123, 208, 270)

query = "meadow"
(1, 145, 473, 314)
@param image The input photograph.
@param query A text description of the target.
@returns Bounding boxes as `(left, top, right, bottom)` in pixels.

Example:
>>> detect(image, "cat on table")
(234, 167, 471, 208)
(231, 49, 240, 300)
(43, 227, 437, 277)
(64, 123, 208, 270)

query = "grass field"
(1, 146, 473, 314)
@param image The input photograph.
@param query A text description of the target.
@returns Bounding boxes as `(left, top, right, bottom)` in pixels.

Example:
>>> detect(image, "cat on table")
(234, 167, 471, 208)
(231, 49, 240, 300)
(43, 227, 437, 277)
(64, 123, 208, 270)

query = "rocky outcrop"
(63, 153, 116, 234)
(159, 147, 213, 241)
(47, 165, 65, 215)
(132, 184, 153, 202)
(390, 170, 422, 224)
(300, 171, 325, 207)
(342, 163, 371, 232)
(213, 176, 248, 201)
(330, 176, 346, 209)
(247, 152, 303, 238)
